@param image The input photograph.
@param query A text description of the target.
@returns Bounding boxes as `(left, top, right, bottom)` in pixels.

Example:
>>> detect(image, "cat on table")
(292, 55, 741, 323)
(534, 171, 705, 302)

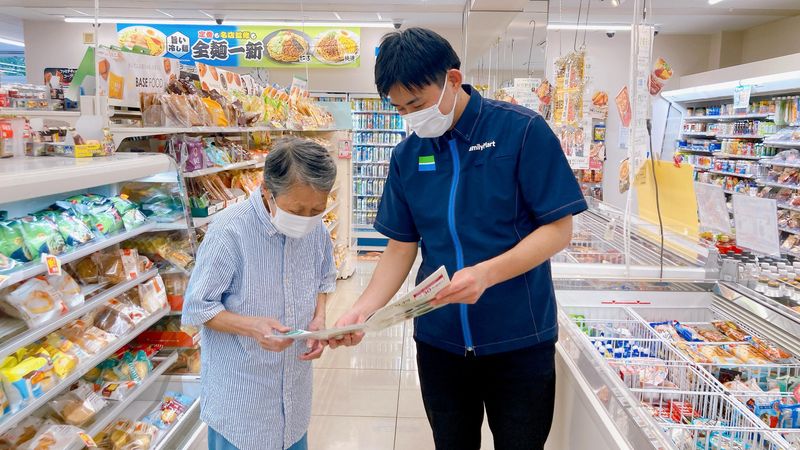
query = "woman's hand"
(248, 317, 293, 352)
(328, 308, 367, 349)
(300, 315, 326, 361)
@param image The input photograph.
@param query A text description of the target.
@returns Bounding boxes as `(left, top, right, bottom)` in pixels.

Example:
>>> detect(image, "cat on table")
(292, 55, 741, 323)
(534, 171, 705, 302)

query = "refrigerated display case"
(549, 201, 800, 450)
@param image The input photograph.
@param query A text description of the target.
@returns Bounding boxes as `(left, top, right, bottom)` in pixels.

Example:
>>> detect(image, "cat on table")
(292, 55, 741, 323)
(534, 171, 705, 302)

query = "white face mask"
(270, 194, 323, 239)
(403, 78, 458, 138)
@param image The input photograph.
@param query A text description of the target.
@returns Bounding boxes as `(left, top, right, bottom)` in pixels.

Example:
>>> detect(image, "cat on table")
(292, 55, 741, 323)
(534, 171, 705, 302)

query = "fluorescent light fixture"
(547, 23, 632, 31)
(333, 12, 343, 20)
(155, 9, 174, 18)
(64, 17, 394, 27)
(708, 0, 725, 4)
(0, 37, 24, 47)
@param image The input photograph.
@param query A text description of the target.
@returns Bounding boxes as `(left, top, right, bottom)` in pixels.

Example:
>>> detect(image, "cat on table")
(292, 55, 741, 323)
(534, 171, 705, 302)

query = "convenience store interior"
(1, 0, 800, 449)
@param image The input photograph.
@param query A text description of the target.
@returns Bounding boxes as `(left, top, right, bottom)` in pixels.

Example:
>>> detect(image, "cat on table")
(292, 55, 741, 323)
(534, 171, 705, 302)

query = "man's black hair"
(375, 27, 461, 98)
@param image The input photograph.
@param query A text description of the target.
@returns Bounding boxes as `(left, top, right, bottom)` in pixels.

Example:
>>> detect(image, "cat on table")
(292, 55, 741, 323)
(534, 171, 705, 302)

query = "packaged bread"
(49, 384, 107, 426)
(119, 249, 140, 281)
(94, 304, 135, 336)
(45, 273, 85, 310)
(4, 277, 68, 328)
(0, 416, 52, 449)
(61, 321, 114, 354)
(137, 276, 168, 314)
(67, 256, 100, 285)
(18, 424, 85, 450)
(93, 248, 127, 285)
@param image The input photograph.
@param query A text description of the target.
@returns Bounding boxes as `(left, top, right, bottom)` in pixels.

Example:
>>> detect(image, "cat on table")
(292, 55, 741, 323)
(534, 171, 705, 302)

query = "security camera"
(606, 31, 616, 38)
(393, 21, 402, 30)
(215, 16, 224, 25)
(654, 30, 659, 36)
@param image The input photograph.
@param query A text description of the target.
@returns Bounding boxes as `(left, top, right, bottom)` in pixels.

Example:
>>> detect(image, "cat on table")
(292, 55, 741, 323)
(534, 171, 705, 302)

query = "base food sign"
(116, 24, 361, 68)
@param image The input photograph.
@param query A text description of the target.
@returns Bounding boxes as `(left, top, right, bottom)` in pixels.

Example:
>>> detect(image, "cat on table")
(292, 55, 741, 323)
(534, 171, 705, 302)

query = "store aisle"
(308, 260, 496, 450)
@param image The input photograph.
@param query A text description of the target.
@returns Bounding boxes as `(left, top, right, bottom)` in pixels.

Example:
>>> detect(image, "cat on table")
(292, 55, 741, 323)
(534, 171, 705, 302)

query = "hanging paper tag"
(41, 253, 62, 276)
(734, 85, 751, 110)
(733, 195, 780, 256)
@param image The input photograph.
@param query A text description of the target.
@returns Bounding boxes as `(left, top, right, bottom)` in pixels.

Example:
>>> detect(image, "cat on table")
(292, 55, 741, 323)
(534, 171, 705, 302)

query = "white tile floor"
(308, 260, 497, 450)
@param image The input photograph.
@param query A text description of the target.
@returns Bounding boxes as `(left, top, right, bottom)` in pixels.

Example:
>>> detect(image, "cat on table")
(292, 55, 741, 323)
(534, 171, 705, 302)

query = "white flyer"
(732, 195, 781, 256)
(282, 266, 451, 340)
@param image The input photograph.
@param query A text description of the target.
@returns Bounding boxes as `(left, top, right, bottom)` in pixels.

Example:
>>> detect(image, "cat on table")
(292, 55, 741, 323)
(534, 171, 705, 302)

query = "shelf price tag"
(732, 195, 780, 256)
(41, 253, 62, 276)
(734, 85, 751, 110)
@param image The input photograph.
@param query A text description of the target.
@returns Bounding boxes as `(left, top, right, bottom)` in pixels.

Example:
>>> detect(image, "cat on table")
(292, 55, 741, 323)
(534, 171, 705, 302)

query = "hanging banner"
(734, 85, 752, 110)
(694, 182, 732, 234)
(96, 48, 180, 108)
(117, 24, 361, 68)
(733, 195, 780, 256)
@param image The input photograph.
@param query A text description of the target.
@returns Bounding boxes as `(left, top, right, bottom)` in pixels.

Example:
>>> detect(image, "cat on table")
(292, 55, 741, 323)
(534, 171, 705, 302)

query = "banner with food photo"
(195, 62, 247, 96)
(95, 47, 180, 108)
(117, 24, 360, 68)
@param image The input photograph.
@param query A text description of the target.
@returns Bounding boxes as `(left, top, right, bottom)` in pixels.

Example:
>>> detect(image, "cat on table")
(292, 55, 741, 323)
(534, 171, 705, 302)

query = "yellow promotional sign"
(635, 159, 699, 240)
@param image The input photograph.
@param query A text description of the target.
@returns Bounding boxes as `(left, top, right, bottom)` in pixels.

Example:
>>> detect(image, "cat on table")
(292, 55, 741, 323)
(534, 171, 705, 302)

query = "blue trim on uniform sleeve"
(536, 198, 589, 225)
(374, 219, 420, 243)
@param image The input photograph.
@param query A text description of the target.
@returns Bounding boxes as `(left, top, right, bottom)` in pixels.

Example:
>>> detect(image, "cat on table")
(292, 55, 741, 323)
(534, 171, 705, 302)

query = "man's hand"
(300, 315, 326, 361)
(248, 317, 293, 352)
(328, 308, 367, 349)
(432, 265, 491, 306)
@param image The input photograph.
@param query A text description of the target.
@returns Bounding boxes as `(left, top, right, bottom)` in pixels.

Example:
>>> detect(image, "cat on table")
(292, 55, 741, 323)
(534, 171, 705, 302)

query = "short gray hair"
(263, 137, 337, 196)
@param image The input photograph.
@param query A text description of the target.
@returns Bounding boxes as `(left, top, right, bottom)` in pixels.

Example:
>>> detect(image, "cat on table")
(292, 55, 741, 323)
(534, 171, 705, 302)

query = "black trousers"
(416, 340, 557, 450)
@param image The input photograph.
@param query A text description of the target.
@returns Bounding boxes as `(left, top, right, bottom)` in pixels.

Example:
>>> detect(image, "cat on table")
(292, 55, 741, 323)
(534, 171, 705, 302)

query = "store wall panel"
(23, 20, 117, 85)
(741, 14, 800, 65)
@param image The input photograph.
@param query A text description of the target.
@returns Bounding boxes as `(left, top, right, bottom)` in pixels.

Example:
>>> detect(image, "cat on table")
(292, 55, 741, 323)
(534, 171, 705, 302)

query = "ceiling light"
(708, 0, 725, 4)
(0, 37, 24, 47)
(611, 0, 620, 6)
(547, 23, 632, 31)
(64, 17, 394, 28)
(156, 9, 174, 18)
(333, 12, 342, 20)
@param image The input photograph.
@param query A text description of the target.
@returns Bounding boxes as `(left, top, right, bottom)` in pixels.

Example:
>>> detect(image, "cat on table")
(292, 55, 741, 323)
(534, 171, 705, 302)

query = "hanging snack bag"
(39, 211, 95, 247)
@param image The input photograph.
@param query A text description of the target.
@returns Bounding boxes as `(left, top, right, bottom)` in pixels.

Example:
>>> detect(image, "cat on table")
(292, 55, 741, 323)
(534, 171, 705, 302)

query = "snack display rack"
(350, 93, 407, 252)
(0, 153, 198, 448)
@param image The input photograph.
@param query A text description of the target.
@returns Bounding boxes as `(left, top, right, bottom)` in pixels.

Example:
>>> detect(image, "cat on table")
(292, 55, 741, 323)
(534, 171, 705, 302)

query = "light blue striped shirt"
(182, 191, 337, 450)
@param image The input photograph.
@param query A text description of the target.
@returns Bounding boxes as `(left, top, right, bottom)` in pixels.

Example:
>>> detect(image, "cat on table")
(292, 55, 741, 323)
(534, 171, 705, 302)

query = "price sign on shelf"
(732, 195, 780, 256)
(734, 85, 752, 110)
(695, 182, 731, 234)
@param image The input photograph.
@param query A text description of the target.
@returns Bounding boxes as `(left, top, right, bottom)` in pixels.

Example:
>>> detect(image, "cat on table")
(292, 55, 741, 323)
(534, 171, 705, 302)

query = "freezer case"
(551, 280, 800, 449)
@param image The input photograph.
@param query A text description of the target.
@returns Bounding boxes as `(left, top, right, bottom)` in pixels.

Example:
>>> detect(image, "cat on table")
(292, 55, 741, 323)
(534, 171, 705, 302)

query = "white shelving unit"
(350, 94, 406, 252)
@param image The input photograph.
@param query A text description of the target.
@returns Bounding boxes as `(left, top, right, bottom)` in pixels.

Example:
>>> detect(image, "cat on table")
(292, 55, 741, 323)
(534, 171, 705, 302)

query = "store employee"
(331, 28, 587, 449)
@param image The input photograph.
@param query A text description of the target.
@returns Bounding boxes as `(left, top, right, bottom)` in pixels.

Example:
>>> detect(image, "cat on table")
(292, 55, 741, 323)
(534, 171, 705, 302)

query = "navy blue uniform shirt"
(375, 85, 588, 356)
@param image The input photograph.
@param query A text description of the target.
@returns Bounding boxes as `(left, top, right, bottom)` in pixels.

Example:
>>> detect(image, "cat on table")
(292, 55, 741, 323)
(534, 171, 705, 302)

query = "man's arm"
(329, 239, 418, 348)
(433, 215, 572, 305)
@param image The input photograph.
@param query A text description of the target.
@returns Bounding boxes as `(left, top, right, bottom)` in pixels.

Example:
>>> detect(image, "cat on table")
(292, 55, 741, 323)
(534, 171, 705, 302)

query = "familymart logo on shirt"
(418, 155, 436, 172)
(468, 141, 496, 152)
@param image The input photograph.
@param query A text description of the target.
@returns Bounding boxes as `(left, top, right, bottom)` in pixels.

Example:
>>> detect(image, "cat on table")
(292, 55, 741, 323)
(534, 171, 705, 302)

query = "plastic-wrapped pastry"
(18, 424, 84, 450)
(49, 385, 107, 426)
(94, 304, 135, 336)
(137, 276, 168, 314)
(45, 273, 85, 310)
(93, 249, 127, 285)
(4, 277, 68, 328)
(0, 416, 52, 449)
(68, 256, 99, 285)
(119, 249, 140, 281)
(61, 321, 115, 354)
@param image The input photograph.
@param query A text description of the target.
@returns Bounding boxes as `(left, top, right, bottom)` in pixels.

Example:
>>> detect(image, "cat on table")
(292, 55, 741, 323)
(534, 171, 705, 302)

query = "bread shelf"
(708, 170, 758, 179)
(0, 222, 157, 289)
(0, 306, 170, 435)
(0, 268, 159, 362)
(0, 154, 173, 204)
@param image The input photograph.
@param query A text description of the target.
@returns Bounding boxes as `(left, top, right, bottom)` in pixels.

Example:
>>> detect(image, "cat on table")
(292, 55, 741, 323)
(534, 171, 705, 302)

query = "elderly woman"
(182, 137, 338, 450)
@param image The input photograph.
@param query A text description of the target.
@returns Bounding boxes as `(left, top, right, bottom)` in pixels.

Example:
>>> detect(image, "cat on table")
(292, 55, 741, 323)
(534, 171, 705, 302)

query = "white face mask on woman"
(403, 78, 458, 138)
(270, 194, 323, 239)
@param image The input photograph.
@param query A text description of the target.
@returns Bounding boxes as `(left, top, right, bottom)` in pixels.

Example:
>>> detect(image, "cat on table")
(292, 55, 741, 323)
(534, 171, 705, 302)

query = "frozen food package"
(19, 216, 67, 260)
(18, 424, 86, 450)
(675, 343, 712, 363)
(0, 220, 33, 262)
(49, 388, 107, 426)
(730, 344, 772, 365)
(4, 277, 68, 328)
(45, 272, 85, 309)
(746, 336, 793, 363)
(137, 276, 168, 314)
(712, 321, 749, 341)
(94, 304, 136, 336)
(698, 345, 742, 365)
